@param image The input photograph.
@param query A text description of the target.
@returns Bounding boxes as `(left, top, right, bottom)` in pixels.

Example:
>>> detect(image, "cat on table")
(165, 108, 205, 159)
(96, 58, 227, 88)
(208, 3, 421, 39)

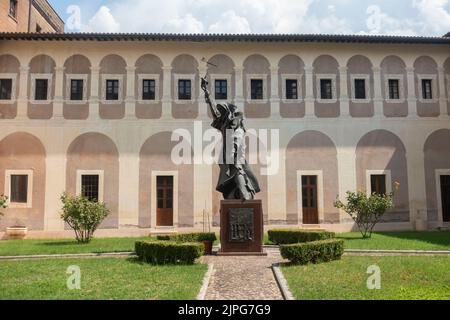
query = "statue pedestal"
(217, 200, 266, 256)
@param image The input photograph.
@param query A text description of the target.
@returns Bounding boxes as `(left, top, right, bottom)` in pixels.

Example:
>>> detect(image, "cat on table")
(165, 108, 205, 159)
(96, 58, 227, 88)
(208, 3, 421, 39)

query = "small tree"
(334, 183, 399, 239)
(0, 194, 8, 218)
(60, 193, 110, 243)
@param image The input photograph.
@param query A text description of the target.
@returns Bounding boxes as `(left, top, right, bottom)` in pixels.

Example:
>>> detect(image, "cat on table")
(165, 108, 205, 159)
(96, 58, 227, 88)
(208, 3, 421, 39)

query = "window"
(106, 79, 119, 100)
(285, 79, 298, 100)
(215, 79, 228, 100)
(9, 0, 18, 18)
(320, 79, 333, 100)
(70, 79, 84, 101)
(81, 175, 100, 202)
(354, 79, 366, 100)
(35, 79, 48, 101)
(10, 175, 28, 203)
(0, 79, 12, 100)
(388, 79, 400, 100)
(178, 79, 191, 100)
(251, 79, 264, 100)
(142, 79, 156, 100)
(36, 24, 42, 33)
(370, 175, 387, 195)
(422, 79, 433, 100)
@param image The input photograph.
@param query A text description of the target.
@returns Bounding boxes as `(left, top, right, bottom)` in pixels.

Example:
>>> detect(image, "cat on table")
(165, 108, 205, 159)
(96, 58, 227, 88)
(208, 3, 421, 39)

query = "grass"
(0, 257, 207, 300)
(281, 256, 450, 300)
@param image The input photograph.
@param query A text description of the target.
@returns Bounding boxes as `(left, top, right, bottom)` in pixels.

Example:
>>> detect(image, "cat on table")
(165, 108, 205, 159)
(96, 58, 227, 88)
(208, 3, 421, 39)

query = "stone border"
(271, 263, 294, 301)
(345, 249, 450, 256)
(0, 252, 135, 261)
(197, 263, 214, 300)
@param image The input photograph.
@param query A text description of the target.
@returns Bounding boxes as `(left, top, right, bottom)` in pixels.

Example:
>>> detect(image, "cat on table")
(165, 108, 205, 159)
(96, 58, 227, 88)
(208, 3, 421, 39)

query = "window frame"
(246, 74, 268, 103)
(137, 74, 160, 104)
(65, 74, 88, 104)
(9, 0, 18, 19)
(214, 79, 228, 101)
(350, 74, 371, 103)
(417, 74, 438, 103)
(76, 170, 104, 203)
(4, 170, 33, 209)
(365, 170, 392, 198)
(101, 74, 123, 104)
(384, 74, 405, 103)
(209, 74, 232, 103)
(281, 74, 303, 103)
(30, 73, 53, 104)
(315, 74, 337, 103)
(0, 74, 17, 104)
(173, 74, 196, 104)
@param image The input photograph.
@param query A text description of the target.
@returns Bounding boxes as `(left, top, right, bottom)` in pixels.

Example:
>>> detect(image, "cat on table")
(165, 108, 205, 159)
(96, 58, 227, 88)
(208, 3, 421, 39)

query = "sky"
(48, 0, 450, 36)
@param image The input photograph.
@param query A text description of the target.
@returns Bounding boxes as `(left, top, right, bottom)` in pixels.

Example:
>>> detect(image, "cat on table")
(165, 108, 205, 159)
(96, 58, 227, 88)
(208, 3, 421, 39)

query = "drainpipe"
(27, 0, 33, 32)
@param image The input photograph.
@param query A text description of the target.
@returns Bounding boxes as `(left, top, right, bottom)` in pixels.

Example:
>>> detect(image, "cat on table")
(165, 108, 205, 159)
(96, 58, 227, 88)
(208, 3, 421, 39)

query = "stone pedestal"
(218, 200, 266, 256)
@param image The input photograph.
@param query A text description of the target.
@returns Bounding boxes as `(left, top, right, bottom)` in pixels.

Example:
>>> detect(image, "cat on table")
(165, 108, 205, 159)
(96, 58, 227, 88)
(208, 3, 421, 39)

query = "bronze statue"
(201, 75, 260, 201)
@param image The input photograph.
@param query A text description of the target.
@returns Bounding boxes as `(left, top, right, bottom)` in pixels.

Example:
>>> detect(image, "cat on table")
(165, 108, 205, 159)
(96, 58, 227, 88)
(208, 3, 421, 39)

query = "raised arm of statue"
(201, 76, 221, 119)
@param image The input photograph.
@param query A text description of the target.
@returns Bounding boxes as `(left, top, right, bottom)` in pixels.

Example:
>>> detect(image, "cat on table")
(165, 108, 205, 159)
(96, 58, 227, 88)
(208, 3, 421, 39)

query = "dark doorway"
(441, 175, 450, 223)
(302, 176, 319, 224)
(157, 176, 174, 226)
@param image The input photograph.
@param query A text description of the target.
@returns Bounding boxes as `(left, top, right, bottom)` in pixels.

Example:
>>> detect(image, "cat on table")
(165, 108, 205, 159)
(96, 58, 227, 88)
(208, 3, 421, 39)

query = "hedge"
(268, 229, 335, 245)
(158, 232, 217, 243)
(280, 239, 344, 265)
(135, 240, 204, 265)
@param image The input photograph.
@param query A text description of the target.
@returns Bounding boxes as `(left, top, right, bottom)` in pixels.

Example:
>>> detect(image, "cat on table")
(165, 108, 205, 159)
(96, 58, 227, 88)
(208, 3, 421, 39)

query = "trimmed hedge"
(280, 239, 344, 265)
(135, 240, 204, 265)
(268, 229, 335, 245)
(164, 232, 217, 243)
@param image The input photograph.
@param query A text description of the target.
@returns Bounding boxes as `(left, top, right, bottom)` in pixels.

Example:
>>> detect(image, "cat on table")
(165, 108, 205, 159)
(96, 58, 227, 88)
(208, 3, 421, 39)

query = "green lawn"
(281, 256, 450, 300)
(0, 257, 207, 300)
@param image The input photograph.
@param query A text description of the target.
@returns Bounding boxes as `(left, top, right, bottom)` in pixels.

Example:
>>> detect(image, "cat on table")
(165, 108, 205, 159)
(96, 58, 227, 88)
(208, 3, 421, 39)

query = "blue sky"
(48, 0, 450, 36)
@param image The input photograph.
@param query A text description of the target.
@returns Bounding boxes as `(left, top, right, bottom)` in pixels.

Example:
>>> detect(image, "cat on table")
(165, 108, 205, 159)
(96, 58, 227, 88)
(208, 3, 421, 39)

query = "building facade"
(0, 33, 450, 237)
(0, 0, 64, 33)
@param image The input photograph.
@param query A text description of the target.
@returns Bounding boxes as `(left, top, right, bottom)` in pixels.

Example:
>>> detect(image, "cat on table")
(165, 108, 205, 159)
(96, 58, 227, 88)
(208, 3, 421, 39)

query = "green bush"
(60, 193, 110, 243)
(0, 194, 7, 217)
(135, 240, 204, 265)
(171, 232, 217, 243)
(156, 235, 171, 241)
(280, 239, 344, 265)
(268, 229, 335, 245)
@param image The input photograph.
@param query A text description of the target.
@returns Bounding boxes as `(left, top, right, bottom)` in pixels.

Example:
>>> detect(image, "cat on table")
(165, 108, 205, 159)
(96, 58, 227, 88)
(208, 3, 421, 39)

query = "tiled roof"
(1, 32, 450, 44)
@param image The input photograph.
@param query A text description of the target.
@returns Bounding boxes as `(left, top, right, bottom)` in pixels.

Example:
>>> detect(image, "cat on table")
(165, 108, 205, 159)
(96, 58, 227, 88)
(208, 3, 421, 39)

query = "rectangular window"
(215, 79, 228, 100)
(251, 79, 264, 100)
(81, 175, 100, 202)
(286, 79, 298, 100)
(320, 79, 333, 100)
(106, 79, 119, 100)
(142, 79, 156, 100)
(354, 79, 366, 100)
(370, 175, 387, 195)
(9, 0, 18, 18)
(70, 79, 84, 101)
(35, 79, 48, 101)
(0, 79, 13, 100)
(388, 79, 400, 100)
(422, 79, 433, 100)
(10, 175, 28, 203)
(178, 79, 191, 100)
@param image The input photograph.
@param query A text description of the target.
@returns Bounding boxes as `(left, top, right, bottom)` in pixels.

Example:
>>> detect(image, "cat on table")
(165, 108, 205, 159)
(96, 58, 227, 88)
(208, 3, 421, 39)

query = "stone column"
(234, 65, 245, 109)
(162, 66, 173, 119)
(339, 66, 350, 117)
(372, 66, 383, 117)
(336, 148, 357, 223)
(270, 66, 280, 118)
(197, 66, 208, 119)
(53, 66, 65, 119)
(304, 65, 315, 117)
(125, 66, 137, 120)
(267, 145, 286, 224)
(406, 66, 418, 118)
(17, 66, 29, 119)
(438, 67, 448, 118)
(89, 66, 100, 120)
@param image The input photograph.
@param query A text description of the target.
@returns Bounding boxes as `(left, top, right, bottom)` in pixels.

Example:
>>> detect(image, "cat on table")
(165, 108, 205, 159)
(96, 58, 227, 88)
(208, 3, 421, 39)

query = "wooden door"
(302, 176, 319, 224)
(157, 176, 174, 226)
(441, 175, 450, 223)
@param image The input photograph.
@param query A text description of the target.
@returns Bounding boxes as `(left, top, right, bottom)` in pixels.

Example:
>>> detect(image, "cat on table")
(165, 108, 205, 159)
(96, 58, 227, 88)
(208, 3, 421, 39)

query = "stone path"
(202, 248, 284, 300)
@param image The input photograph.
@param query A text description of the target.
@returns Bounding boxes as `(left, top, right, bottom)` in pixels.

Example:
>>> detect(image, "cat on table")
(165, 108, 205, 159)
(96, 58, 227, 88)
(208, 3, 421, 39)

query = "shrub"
(60, 193, 110, 243)
(280, 239, 344, 265)
(135, 240, 204, 265)
(268, 229, 335, 245)
(156, 235, 171, 241)
(0, 194, 7, 217)
(172, 232, 217, 243)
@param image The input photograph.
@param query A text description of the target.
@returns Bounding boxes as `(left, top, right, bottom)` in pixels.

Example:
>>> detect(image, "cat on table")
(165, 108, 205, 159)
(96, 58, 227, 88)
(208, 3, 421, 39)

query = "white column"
(162, 66, 172, 119)
(125, 66, 136, 120)
(336, 148, 357, 223)
(118, 154, 140, 228)
(406, 66, 418, 118)
(53, 66, 65, 119)
(372, 66, 383, 117)
(267, 146, 286, 224)
(304, 65, 315, 117)
(17, 66, 29, 119)
(44, 131, 65, 231)
(234, 65, 245, 109)
(197, 66, 208, 119)
(89, 66, 100, 120)
(339, 66, 350, 117)
(270, 66, 280, 118)
(438, 67, 448, 118)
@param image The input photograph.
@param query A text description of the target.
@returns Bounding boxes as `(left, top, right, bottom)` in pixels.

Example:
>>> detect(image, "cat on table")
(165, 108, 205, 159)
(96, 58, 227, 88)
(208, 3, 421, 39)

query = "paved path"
(202, 248, 284, 300)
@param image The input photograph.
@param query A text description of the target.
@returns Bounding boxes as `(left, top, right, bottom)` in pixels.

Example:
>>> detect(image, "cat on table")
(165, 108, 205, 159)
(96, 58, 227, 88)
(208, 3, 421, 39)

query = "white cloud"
(164, 14, 204, 33)
(413, 0, 450, 35)
(208, 11, 252, 34)
(82, 6, 120, 33)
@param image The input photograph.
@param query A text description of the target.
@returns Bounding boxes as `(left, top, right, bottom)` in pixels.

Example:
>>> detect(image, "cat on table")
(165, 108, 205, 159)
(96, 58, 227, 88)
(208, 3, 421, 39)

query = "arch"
(98, 54, 126, 119)
(171, 54, 199, 72)
(356, 130, 409, 222)
(347, 55, 374, 117)
(414, 56, 438, 74)
(0, 54, 20, 72)
(99, 54, 127, 73)
(424, 129, 450, 224)
(0, 132, 46, 230)
(313, 55, 340, 118)
(63, 55, 91, 120)
(313, 55, 339, 73)
(380, 55, 408, 117)
(243, 54, 271, 118)
(29, 54, 56, 73)
(278, 55, 306, 118)
(66, 133, 119, 229)
(414, 56, 440, 117)
(285, 131, 339, 224)
(139, 132, 194, 228)
(0, 54, 20, 119)
(28, 54, 56, 119)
